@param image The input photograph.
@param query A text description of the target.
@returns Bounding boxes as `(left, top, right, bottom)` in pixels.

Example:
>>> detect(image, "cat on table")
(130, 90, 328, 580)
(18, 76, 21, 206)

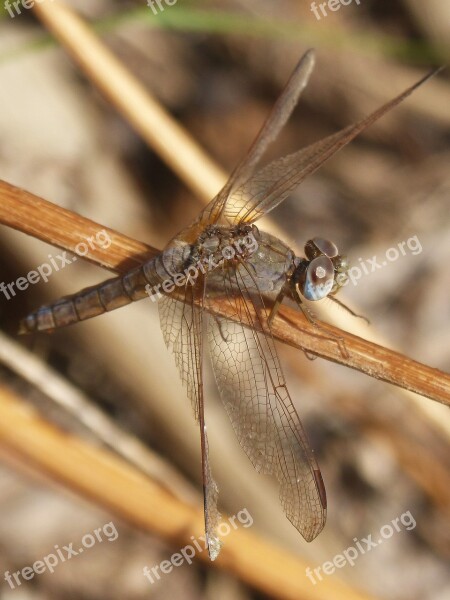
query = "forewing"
(159, 284, 222, 559)
(223, 68, 440, 224)
(159, 289, 202, 421)
(206, 265, 326, 541)
(197, 50, 316, 226)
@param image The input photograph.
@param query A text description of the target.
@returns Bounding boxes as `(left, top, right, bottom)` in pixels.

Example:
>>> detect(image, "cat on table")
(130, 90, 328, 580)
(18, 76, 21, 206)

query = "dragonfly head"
(293, 237, 349, 301)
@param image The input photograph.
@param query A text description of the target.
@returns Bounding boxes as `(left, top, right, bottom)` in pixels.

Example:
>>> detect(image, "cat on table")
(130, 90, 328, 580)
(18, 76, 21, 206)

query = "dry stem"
(32, 0, 226, 203)
(1, 178, 449, 407)
(0, 384, 376, 600)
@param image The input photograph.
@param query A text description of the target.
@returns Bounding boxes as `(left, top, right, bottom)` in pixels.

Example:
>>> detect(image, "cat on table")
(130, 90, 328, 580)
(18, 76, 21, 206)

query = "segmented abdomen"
(19, 254, 170, 334)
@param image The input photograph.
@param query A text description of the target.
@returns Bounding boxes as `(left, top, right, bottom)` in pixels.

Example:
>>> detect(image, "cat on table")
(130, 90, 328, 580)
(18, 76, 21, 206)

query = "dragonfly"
(20, 50, 438, 560)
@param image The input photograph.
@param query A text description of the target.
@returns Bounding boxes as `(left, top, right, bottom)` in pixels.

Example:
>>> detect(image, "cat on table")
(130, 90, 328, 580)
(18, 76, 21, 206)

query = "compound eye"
(305, 237, 339, 260)
(302, 256, 335, 301)
(312, 237, 339, 258)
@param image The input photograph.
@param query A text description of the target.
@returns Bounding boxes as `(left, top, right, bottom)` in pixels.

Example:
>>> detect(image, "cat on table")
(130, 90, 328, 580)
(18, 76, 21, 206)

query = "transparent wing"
(223, 67, 439, 225)
(159, 290, 202, 421)
(159, 283, 222, 559)
(206, 264, 327, 541)
(197, 50, 316, 227)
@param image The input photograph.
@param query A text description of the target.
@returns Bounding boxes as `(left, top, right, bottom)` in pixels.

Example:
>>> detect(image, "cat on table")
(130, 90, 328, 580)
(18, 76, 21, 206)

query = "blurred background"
(0, 1, 449, 599)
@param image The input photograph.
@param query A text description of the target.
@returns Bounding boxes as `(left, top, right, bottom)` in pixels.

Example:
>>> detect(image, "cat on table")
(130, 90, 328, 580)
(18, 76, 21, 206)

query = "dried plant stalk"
(0, 385, 375, 600)
(32, 0, 226, 203)
(0, 330, 198, 504)
(1, 179, 449, 407)
(25, 3, 450, 402)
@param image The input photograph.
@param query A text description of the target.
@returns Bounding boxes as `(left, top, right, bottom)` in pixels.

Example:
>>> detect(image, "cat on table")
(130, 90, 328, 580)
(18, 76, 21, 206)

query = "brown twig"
(0, 329, 198, 505)
(1, 179, 449, 407)
(31, 0, 226, 203)
(0, 384, 376, 600)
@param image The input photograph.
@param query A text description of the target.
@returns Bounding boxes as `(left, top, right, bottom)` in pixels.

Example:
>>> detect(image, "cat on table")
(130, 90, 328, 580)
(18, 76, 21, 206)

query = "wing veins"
(207, 260, 326, 540)
(224, 66, 441, 225)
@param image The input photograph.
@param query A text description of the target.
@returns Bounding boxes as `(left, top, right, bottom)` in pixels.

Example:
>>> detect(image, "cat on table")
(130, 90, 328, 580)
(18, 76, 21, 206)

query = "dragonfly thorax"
(191, 224, 260, 272)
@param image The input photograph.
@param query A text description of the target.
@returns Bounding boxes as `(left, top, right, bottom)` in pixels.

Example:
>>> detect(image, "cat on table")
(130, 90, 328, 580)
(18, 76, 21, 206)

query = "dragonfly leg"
(328, 295, 370, 325)
(268, 285, 289, 328)
(293, 293, 350, 360)
(296, 298, 318, 325)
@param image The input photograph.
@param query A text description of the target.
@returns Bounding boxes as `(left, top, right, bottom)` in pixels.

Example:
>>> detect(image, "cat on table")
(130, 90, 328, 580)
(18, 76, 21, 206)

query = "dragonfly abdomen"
(19, 256, 166, 334)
